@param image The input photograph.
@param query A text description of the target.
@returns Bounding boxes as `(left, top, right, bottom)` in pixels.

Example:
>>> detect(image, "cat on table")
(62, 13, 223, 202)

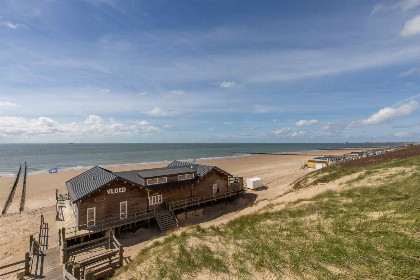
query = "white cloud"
(354, 100, 419, 126)
(145, 106, 180, 117)
(219, 81, 236, 88)
(397, 67, 420, 77)
(401, 15, 420, 36)
(1, 21, 24, 29)
(0, 101, 18, 108)
(372, 0, 420, 14)
(208, 127, 215, 131)
(295, 119, 319, 127)
(223, 122, 232, 125)
(271, 127, 307, 137)
(394, 131, 412, 137)
(271, 119, 277, 123)
(100, 88, 110, 93)
(163, 124, 173, 128)
(169, 90, 184, 95)
(0, 115, 159, 138)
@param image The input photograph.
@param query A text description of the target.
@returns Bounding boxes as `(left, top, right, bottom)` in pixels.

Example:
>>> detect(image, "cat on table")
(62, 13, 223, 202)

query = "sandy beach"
(0, 149, 363, 270)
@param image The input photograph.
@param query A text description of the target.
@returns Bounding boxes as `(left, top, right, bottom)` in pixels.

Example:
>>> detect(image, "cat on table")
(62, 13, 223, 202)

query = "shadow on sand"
(116, 193, 258, 258)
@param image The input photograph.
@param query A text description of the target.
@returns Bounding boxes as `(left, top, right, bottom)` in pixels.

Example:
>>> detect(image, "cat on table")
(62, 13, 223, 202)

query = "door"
(87, 207, 95, 227)
(213, 184, 219, 195)
(120, 201, 127, 219)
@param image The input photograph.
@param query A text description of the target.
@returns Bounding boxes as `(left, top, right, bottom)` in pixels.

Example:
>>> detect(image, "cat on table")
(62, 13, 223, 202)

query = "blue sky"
(0, 0, 419, 143)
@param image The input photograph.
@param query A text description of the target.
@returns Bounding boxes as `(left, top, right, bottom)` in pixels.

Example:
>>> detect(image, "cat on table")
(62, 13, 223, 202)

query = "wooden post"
(24, 252, 30, 275)
(119, 245, 124, 266)
(66, 262, 73, 274)
(29, 235, 33, 251)
(73, 264, 81, 280)
(85, 269, 94, 280)
(61, 227, 66, 242)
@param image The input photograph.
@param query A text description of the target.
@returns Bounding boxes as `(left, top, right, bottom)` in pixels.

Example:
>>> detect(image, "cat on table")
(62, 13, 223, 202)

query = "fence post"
(61, 227, 66, 242)
(29, 235, 33, 251)
(85, 269, 94, 280)
(66, 262, 73, 274)
(73, 264, 81, 280)
(24, 252, 30, 275)
(119, 245, 124, 266)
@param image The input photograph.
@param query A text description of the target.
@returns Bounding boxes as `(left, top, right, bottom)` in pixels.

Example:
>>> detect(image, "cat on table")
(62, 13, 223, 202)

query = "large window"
(147, 177, 167, 185)
(149, 194, 163, 205)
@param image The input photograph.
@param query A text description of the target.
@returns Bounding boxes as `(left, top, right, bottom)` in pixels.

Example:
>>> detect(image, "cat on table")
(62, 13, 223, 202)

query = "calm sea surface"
(0, 143, 403, 176)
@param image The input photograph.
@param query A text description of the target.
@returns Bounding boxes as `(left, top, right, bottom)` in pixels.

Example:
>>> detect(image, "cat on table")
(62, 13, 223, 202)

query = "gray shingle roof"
(135, 166, 197, 178)
(66, 166, 117, 202)
(167, 160, 215, 178)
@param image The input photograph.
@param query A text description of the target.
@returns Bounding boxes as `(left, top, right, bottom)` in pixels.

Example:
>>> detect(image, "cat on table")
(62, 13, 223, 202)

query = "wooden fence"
(62, 233, 123, 279)
(1, 165, 22, 215)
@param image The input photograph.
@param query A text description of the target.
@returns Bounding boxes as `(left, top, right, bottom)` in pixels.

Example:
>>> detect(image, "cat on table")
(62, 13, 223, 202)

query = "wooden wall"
(192, 169, 228, 197)
(77, 179, 148, 227)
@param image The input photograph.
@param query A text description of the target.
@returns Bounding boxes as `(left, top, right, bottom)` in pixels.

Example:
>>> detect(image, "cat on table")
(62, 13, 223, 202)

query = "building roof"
(167, 160, 215, 177)
(135, 166, 196, 179)
(66, 160, 233, 203)
(66, 166, 117, 203)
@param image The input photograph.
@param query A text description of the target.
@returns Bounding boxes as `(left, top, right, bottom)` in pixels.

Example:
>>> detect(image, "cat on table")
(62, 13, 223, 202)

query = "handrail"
(65, 208, 155, 238)
(166, 187, 244, 211)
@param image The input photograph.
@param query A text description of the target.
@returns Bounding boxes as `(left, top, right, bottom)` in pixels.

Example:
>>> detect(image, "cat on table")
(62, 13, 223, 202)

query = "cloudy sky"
(0, 0, 419, 143)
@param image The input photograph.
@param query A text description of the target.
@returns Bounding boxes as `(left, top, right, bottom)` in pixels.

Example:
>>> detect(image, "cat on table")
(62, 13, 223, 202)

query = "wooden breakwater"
(19, 162, 27, 213)
(2, 165, 22, 215)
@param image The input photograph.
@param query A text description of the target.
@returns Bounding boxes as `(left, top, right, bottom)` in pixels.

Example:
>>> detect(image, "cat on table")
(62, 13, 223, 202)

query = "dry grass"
(113, 153, 420, 280)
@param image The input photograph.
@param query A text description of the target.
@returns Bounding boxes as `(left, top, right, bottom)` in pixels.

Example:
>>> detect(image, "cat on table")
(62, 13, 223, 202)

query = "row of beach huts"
(307, 147, 396, 169)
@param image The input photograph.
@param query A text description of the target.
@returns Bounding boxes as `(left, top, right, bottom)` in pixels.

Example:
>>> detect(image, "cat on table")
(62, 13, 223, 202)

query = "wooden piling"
(73, 264, 81, 280)
(24, 252, 30, 275)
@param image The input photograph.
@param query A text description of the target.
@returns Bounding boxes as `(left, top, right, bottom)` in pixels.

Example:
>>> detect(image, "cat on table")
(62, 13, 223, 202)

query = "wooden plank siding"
(77, 180, 148, 227)
(148, 183, 193, 210)
(192, 169, 228, 197)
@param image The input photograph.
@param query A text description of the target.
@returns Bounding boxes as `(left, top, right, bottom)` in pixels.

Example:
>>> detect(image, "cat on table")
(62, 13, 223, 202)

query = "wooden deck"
(63, 209, 155, 241)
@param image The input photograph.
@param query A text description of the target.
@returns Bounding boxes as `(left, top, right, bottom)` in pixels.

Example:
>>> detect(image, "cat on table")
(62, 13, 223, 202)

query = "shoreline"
(0, 146, 378, 177)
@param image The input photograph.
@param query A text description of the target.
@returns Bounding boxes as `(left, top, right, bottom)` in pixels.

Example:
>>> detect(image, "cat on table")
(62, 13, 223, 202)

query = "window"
(185, 173, 194, 179)
(157, 177, 167, 184)
(87, 207, 96, 227)
(147, 177, 167, 185)
(149, 194, 163, 205)
(120, 201, 127, 219)
(179, 173, 194, 181)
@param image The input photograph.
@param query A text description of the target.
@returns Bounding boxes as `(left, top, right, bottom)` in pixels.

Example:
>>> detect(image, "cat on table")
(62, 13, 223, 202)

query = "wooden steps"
(155, 210, 178, 232)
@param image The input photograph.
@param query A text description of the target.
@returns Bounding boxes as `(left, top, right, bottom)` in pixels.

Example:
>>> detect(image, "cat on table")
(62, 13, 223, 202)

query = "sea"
(0, 143, 404, 177)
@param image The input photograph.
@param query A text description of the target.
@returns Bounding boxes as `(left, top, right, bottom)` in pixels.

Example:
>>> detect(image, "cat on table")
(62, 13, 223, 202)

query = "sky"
(0, 0, 419, 143)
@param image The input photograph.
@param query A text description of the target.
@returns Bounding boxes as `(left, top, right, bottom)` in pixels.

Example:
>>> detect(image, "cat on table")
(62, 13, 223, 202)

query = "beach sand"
(0, 149, 361, 270)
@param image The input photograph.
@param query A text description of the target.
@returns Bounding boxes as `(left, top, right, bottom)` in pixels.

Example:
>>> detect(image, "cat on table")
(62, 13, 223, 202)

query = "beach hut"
(246, 177, 262, 189)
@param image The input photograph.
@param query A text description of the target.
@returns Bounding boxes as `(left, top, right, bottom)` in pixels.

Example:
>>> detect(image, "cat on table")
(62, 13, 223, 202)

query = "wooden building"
(65, 160, 243, 234)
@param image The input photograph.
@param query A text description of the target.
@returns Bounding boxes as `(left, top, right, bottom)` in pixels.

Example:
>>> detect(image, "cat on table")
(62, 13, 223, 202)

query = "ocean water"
(0, 143, 403, 176)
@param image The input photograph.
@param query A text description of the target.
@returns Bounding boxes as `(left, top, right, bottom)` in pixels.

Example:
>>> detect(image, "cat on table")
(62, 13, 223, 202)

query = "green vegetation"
(294, 146, 420, 190)
(114, 152, 420, 280)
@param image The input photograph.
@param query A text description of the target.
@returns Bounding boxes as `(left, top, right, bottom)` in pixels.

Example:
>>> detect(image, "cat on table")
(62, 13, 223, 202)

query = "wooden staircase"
(155, 210, 178, 232)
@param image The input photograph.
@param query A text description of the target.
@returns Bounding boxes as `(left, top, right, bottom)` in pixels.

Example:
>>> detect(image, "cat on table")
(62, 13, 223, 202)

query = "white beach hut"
(246, 177, 262, 189)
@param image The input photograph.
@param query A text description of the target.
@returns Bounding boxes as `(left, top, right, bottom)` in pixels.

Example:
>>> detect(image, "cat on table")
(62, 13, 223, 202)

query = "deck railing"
(64, 208, 155, 239)
(166, 186, 244, 211)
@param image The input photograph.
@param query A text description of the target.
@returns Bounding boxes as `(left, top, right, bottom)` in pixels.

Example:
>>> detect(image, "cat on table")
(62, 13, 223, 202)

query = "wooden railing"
(166, 187, 245, 211)
(63, 208, 155, 240)
(63, 234, 123, 279)
(25, 232, 40, 275)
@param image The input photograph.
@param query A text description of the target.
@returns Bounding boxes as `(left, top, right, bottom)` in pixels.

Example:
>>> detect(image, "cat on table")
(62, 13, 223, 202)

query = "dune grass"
(114, 156, 420, 280)
(294, 146, 420, 190)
